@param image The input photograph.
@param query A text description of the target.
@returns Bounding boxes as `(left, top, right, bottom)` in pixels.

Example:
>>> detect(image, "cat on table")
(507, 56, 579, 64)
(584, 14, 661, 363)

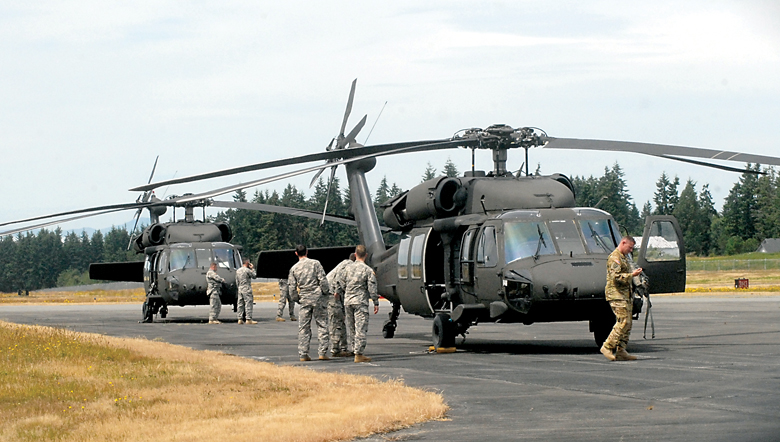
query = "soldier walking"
(339, 245, 378, 363)
(326, 253, 355, 357)
(206, 262, 225, 324)
(288, 244, 330, 361)
(276, 279, 297, 322)
(601, 236, 643, 361)
(235, 258, 257, 324)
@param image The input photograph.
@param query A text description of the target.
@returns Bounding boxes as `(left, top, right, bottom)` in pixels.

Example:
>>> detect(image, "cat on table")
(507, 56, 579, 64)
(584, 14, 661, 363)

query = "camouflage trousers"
(604, 299, 633, 351)
(237, 291, 253, 321)
(209, 293, 221, 321)
(328, 294, 349, 353)
(298, 296, 330, 358)
(345, 303, 370, 355)
(277, 293, 296, 319)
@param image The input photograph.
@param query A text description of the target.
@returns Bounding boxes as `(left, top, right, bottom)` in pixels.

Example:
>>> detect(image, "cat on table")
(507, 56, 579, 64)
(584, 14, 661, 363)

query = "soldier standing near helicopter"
(206, 262, 225, 324)
(288, 244, 331, 361)
(340, 245, 378, 363)
(601, 236, 643, 361)
(276, 279, 297, 322)
(235, 258, 257, 324)
(326, 253, 356, 357)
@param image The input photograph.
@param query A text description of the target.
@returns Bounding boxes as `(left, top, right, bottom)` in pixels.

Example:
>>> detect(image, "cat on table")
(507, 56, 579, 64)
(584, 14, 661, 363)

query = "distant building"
(756, 239, 780, 253)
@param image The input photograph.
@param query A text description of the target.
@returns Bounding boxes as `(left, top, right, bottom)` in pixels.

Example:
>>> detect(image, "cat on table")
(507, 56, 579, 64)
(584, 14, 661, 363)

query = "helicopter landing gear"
(382, 302, 401, 339)
(141, 301, 154, 323)
(159, 305, 168, 319)
(432, 313, 457, 349)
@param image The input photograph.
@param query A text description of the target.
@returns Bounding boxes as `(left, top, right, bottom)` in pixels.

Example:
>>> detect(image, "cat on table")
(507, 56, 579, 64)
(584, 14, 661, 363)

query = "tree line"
(2, 159, 777, 292)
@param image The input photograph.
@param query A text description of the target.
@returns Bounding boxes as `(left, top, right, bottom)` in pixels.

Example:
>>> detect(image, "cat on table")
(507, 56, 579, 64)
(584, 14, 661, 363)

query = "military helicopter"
(0, 162, 358, 324)
(128, 79, 780, 348)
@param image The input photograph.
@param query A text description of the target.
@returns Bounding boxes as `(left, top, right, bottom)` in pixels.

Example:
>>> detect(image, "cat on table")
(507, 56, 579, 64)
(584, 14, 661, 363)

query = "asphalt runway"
(3, 296, 780, 442)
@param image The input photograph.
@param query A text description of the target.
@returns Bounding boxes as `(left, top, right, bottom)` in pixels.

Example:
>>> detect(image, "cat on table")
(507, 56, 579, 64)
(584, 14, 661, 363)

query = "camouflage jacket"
(235, 266, 256, 295)
(326, 259, 353, 297)
(340, 261, 378, 307)
(206, 269, 225, 297)
(288, 257, 330, 306)
(605, 248, 632, 302)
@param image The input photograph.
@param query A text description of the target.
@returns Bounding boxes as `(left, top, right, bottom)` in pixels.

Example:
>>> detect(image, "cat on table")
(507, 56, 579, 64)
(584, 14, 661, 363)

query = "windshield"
(548, 219, 585, 256)
(214, 247, 235, 269)
(504, 221, 556, 264)
(579, 219, 617, 254)
(169, 249, 195, 272)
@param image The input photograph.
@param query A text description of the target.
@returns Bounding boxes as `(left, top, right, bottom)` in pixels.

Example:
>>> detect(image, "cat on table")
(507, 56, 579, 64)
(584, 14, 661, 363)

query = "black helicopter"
(127, 79, 780, 348)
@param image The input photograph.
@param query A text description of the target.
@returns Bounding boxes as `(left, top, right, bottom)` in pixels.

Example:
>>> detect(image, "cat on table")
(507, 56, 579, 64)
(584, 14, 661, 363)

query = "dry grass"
(0, 321, 447, 442)
(0, 283, 281, 305)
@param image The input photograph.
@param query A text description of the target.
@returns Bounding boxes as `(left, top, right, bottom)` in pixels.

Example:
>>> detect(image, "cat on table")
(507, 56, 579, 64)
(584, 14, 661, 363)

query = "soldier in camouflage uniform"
(235, 258, 257, 324)
(276, 279, 297, 322)
(326, 253, 355, 357)
(601, 236, 643, 361)
(339, 245, 378, 363)
(288, 244, 330, 361)
(206, 262, 225, 324)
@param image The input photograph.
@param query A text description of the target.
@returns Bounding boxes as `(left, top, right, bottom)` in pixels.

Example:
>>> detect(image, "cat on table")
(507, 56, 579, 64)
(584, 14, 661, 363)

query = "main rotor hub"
(454, 125, 547, 176)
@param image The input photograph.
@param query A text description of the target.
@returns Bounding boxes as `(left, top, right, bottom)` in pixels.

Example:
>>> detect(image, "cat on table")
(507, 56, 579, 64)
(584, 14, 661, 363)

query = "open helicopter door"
(635, 216, 686, 294)
(395, 228, 446, 317)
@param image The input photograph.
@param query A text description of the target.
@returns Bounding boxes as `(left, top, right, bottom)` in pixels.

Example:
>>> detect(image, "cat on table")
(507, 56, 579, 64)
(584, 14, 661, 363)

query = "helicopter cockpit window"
(397, 237, 410, 279)
(504, 221, 556, 264)
(548, 219, 586, 256)
(476, 226, 498, 267)
(158, 251, 169, 274)
(410, 234, 426, 279)
(169, 249, 195, 272)
(195, 248, 212, 270)
(214, 248, 234, 269)
(644, 220, 682, 262)
(579, 219, 617, 254)
(460, 229, 476, 283)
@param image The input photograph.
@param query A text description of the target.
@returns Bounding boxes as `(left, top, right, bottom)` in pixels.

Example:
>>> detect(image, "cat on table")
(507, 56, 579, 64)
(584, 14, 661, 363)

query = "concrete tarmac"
(2, 296, 779, 441)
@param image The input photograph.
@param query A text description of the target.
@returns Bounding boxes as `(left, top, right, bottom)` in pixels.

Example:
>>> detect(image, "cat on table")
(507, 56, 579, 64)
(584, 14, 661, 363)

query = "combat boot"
(245, 319, 257, 324)
(600, 345, 616, 361)
(290, 317, 298, 321)
(237, 320, 245, 325)
(208, 320, 221, 324)
(299, 354, 311, 362)
(318, 355, 331, 361)
(354, 354, 372, 363)
(615, 347, 638, 361)
(276, 317, 286, 322)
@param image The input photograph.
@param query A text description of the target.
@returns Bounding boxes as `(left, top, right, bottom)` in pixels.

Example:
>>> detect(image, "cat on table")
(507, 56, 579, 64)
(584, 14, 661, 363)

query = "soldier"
(206, 262, 225, 324)
(339, 245, 378, 363)
(601, 236, 643, 361)
(326, 253, 356, 357)
(235, 258, 257, 324)
(288, 244, 330, 362)
(276, 279, 297, 322)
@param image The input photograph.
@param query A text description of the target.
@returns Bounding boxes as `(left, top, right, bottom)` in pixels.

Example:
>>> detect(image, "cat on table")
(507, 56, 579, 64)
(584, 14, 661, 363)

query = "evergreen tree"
(640, 201, 652, 219)
(653, 172, 679, 215)
(421, 162, 437, 182)
(443, 157, 459, 177)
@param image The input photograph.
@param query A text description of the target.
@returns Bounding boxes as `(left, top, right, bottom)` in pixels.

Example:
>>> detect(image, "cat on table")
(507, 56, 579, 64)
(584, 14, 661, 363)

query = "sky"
(2, 1, 779, 234)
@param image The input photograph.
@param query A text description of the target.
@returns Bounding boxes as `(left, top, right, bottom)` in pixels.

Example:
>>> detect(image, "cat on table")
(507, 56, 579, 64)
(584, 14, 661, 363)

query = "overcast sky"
(2, 1, 779, 233)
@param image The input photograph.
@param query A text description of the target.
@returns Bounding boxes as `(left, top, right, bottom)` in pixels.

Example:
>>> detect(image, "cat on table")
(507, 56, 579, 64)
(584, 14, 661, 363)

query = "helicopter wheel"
(432, 313, 456, 349)
(141, 301, 154, 323)
(382, 319, 396, 339)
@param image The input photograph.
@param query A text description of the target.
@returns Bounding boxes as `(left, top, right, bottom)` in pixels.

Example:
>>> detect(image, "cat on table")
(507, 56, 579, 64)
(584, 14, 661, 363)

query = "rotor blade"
(320, 165, 338, 225)
(0, 208, 132, 238)
(131, 138, 477, 192)
(340, 78, 357, 136)
(541, 137, 780, 167)
(147, 155, 160, 184)
(127, 209, 143, 250)
(169, 139, 478, 203)
(338, 114, 367, 149)
(207, 201, 386, 229)
(309, 167, 327, 188)
(655, 154, 766, 174)
(0, 201, 157, 229)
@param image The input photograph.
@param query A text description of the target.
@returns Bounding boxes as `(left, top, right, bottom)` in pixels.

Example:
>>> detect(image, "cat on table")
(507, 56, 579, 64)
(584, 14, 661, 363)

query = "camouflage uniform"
(277, 279, 297, 320)
(326, 259, 352, 355)
(340, 261, 378, 356)
(288, 257, 330, 358)
(206, 269, 225, 322)
(604, 247, 634, 352)
(235, 266, 256, 321)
